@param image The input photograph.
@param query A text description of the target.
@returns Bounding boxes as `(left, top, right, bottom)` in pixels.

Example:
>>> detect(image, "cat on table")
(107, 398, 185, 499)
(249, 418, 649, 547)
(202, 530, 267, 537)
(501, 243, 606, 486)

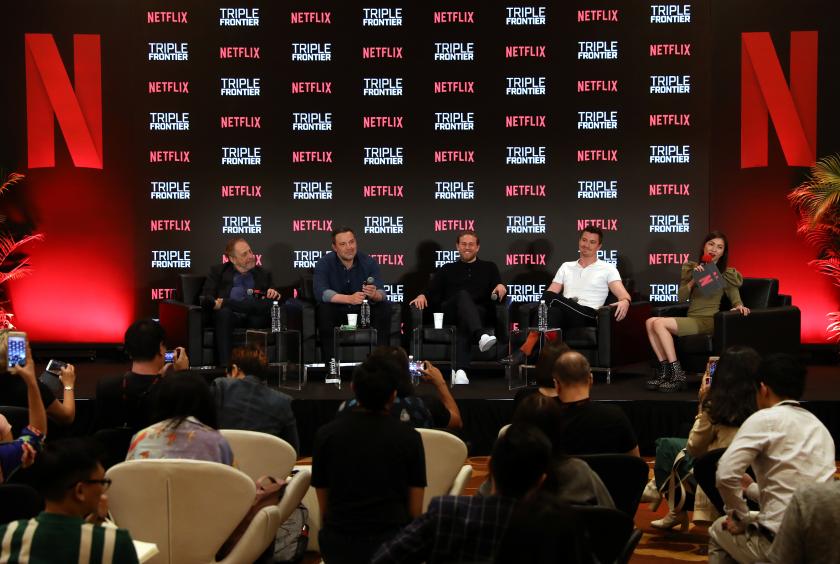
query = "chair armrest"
(494, 300, 510, 342)
(448, 465, 473, 496)
(776, 293, 792, 307)
(158, 300, 203, 366)
(596, 301, 652, 368)
(219, 504, 282, 564)
(651, 302, 689, 317)
(299, 301, 317, 363)
(713, 306, 800, 356)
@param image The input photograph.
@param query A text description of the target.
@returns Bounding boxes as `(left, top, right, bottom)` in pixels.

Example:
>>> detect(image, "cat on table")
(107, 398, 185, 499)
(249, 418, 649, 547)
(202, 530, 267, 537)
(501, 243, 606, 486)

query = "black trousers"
(319, 526, 401, 564)
(529, 290, 598, 333)
(442, 290, 492, 370)
(213, 299, 271, 367)
(317, 301, 391, 361)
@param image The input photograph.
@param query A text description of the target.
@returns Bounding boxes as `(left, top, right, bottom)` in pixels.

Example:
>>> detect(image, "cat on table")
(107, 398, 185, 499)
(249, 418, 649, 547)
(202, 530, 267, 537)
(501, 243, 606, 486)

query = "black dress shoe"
(500, 349, 527, 366)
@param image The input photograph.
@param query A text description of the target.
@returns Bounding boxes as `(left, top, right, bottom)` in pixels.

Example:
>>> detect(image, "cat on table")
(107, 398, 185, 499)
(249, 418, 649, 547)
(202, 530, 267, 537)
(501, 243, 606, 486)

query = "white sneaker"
(478, 333, 497, 352)
(453, 369, 470, 385)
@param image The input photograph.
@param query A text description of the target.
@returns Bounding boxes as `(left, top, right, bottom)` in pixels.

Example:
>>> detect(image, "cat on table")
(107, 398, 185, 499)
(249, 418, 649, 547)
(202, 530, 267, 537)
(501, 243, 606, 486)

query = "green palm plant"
(0, 171, 45, 328)
(788, 155, 840, 342)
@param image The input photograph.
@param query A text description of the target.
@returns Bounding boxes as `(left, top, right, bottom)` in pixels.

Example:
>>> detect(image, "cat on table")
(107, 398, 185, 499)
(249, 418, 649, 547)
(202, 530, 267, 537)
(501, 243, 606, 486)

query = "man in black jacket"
(409, 230, 506, 384)
(202, 237, 281, 366)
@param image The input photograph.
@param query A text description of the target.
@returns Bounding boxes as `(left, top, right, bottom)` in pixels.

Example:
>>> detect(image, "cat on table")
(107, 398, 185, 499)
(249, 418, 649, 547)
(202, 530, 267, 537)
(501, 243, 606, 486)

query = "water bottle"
(360, 298, 371, 327)
(271, 300, 282, 332)
(537, 299, 548, 331)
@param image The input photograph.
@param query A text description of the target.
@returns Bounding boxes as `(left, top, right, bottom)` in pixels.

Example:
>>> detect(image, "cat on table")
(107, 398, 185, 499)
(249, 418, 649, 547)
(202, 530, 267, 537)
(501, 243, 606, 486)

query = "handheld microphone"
(247, 288, 265, 299)
(363, 276, 375, 288)
(701, 253, 714, 263)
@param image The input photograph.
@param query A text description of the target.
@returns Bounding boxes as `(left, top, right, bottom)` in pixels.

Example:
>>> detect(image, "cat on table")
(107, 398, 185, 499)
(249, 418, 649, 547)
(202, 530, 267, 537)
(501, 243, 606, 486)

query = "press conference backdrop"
(6, 1, 716, 341)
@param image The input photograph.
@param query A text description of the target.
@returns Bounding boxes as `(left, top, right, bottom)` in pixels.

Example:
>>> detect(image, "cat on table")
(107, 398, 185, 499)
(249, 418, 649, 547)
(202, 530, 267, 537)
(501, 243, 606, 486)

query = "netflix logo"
(434, 81, 474, 94)
(506, 254, 546, 266)
(148, 81, 189, 94)
(292, 219, 333, 232)
(220, 46, 260, 59)
(577, 149, 618, 162)
(649, 114, 690, 127)
(434, 219, 476, 232)
(363, 185, 404, 198)
(435, 150, 474, 163)
(292, 151, 332, 163)
(221, 116, 261, 128)
(292, 81, 332, 94)
(505, 184, 546, 197)
(150, 219, 190, 231)
(147, 11, 188, 23)
(221, 185, 262, 198)
(361, 46, 403, 59)
(649, 253, 690, 265)
(363, 116, 403, 128)
(577, 219, 619, 230)
(505, 45, 546, 58)
(151, 288, 177, 300)
(649, 183, 690, 196)
(290, 11, 331, 24)
(370, 254, 405, 265)
(577, 9, 618, 22)
(577, 80, 618, 93)
(649, 43, 691, 56)
(506, 115, 546, 128)
(434, 11, 475, 23)
(150, 150, 190, 163)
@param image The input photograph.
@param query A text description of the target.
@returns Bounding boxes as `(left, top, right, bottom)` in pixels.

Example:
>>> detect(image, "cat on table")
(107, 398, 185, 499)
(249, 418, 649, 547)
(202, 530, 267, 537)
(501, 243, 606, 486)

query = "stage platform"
(51, 361, 840, 457)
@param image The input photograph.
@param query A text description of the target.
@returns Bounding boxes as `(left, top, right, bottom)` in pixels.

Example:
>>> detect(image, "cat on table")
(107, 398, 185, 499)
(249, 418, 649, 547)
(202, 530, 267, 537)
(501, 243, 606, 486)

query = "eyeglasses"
(81, 479, 112, 491)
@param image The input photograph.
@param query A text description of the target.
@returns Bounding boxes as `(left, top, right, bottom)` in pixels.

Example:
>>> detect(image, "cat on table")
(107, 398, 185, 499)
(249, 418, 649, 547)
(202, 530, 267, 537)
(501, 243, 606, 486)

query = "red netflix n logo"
(25, 34, 103, 169)
(741, 32, 817, 169)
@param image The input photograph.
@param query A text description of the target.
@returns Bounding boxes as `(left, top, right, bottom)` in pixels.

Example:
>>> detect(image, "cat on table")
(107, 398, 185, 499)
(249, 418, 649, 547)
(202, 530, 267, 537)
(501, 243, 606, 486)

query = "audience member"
(337, 347, 462, 430)
(0, 339, 45, 483)
(0, 438, 139, 563)
(94, 319, 189, 432)
(648, 346, 760, 530)
(372, 424, 552, 564)
(511, 342, 571, 410)
(709, 354, 835, 564)
(768, 481, 840, 564)
(126, 373, 233, 464)
(552, 351, 639, 456)
(0, 347, 75, 426)
(511, 394, 614, 507)
(212, 344, 299, 452)
(312, 355, 426, 564)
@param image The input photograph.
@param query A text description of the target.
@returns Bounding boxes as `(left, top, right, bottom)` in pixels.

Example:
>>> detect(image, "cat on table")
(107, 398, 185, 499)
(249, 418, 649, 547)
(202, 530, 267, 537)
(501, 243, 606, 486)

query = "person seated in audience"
(646, 346, 760, 531)
(372, 424, 553, 564)
(211, 344, 299, 452)
(337, 346, 462, 430)
(0, 340, 46, 483)
(0, 438, 139, 563)
(94, 319, 189, 432)
(768, 481, 840, 564)
(511, 394, 614, 507)
(708, 354, 835, 564)
(312, 355, 427, 564)
(511, 342, 571, 410)
(552, 351, 640, 456)
(126, 373, 233, 465)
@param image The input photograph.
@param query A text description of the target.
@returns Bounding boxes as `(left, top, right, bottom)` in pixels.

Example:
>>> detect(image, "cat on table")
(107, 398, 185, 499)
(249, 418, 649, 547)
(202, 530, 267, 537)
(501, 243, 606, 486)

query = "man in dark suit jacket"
(202, 237, 281, 366)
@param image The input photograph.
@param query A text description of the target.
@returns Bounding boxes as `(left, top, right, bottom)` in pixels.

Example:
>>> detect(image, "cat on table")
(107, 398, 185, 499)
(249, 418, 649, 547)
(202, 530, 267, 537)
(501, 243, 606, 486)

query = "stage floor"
(55, 361, 840, 457)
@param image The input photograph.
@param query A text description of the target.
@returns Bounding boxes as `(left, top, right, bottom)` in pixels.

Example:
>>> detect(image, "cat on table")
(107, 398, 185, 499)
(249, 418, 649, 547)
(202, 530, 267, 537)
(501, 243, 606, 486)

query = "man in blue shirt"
(313, 227, 391, 361)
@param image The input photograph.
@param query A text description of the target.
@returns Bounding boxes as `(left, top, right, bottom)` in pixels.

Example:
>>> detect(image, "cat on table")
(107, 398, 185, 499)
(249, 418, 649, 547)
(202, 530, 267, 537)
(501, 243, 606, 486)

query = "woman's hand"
(731, 304, 750, 316)
(693, 264, 705, 272)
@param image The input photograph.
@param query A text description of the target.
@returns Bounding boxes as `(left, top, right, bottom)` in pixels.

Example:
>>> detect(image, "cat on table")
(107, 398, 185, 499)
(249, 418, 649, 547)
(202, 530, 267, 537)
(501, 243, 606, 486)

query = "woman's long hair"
(698, 231, 730, 272)
(151, 373, 219, 430)
(703, 346, 760, 427)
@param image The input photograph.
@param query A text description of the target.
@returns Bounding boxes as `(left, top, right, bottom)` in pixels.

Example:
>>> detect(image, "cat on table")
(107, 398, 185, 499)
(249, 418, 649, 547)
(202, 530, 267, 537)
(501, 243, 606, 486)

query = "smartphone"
(164, 350, 176, 363)
(46, 359, 67, 376)
(408, 360, 424, 385)
(7, 331, 26, 369)
(704, 356, 720, 386)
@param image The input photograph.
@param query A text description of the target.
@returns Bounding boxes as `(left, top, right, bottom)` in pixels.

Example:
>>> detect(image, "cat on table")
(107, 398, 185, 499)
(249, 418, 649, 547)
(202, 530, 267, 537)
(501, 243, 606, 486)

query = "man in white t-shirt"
(502, 226, 632, 365)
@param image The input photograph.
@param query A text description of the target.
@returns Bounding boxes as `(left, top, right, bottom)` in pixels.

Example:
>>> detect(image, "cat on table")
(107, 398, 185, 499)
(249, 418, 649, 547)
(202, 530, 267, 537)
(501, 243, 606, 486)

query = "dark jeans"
(317, 301, 391, 361)
(442, 290, 492, 370)
(531, 290, 598, 332)
(319, 526, 400, 564)
(213, 299, 271, 367)
(692, 448, 760, 516)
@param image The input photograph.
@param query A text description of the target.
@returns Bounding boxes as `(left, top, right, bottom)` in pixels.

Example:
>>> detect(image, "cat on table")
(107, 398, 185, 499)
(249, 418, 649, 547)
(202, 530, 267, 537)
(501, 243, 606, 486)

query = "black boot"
(659, 361, 687, 392)
(645, 361, 669, 390)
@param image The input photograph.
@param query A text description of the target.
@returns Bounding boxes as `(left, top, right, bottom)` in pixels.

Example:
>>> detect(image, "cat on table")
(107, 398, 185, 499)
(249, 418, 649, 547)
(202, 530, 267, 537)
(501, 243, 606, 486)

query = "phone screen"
(46, 359, 67, 375)
(408, 360, 423, 377)
(7, 333, 26, 369)
(164, 350, 175, 363)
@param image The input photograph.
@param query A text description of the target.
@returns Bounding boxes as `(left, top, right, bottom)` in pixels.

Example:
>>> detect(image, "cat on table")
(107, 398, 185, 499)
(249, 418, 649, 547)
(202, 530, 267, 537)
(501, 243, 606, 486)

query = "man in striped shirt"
(0, 438, 138, 564)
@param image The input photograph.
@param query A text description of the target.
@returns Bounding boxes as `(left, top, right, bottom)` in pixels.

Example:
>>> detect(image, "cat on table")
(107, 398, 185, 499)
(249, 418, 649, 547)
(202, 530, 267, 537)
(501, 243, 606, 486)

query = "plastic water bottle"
(537, 299, 548, 331)
(360, 298, 371, 327)
(271, 300, 282, 332)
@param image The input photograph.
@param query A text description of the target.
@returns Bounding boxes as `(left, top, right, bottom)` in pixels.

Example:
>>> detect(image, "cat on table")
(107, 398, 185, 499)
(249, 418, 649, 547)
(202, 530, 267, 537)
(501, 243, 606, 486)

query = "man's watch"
(64, 386, 74, 391)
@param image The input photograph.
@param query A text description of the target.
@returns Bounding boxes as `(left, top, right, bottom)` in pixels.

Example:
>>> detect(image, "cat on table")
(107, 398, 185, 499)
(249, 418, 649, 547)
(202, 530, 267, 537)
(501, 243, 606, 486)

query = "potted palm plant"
(0, 171, 44, 328)
(788, 155, 840, 342)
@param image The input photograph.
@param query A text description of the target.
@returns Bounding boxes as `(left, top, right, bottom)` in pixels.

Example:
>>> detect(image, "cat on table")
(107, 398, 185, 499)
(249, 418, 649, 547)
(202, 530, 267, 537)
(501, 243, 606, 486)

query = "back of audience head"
(490, 424, 552, 498)
(754, 353, 807, 403)
(367, 346, 413, 397)
(151, 373, 218, 429)
(124, 319, 165, 362)
(227, 344, 267, 380)
(703, 345, 760, 426)
(33, 438, 105, 513)
(352, 355, 398, 412)
(534, 342, 571, 389)
(552, 351, 591, 387)
(511, 393, 565, 456)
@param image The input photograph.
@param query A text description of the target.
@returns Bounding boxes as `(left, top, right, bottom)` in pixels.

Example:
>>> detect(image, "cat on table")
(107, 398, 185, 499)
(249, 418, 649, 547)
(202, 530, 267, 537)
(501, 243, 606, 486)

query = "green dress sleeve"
(722, 267, 744, 308)
(678, 261, 698, 302)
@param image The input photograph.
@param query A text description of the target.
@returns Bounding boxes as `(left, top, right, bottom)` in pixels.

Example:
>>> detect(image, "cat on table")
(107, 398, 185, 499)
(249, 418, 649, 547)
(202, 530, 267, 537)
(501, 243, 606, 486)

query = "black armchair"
(409, 300, 510, 367)
(652, 277, 800, 373)
(297, 275, 402, 363)
(515, 298, 652, 382)
(158, 274, 295, 367)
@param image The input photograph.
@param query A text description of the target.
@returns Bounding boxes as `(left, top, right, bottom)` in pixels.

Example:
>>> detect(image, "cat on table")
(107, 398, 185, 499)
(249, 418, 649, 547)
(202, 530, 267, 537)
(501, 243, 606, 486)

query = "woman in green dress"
(645, 231, 751, 392)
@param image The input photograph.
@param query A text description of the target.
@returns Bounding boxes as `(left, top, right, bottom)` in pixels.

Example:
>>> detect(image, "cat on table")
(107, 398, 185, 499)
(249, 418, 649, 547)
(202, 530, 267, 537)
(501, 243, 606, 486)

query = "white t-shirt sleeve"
(605, 263, 621, 284)
(552, 263, 570, 286)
